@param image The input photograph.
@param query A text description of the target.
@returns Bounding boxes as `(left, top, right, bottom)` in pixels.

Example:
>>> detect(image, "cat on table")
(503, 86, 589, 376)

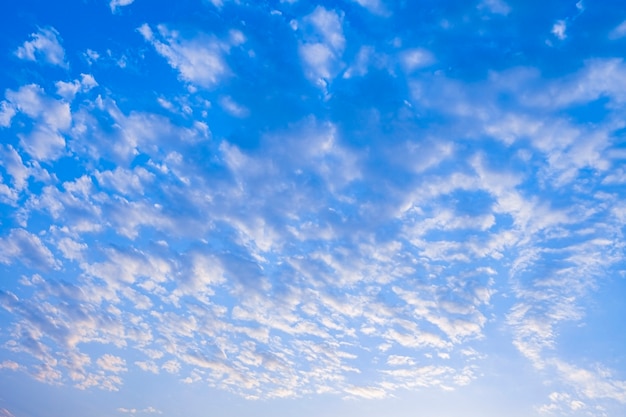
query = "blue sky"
(1, 0, 626, 416)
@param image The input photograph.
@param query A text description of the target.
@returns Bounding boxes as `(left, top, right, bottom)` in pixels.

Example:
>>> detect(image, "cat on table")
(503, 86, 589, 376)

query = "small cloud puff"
(478, 0, 511, 16)
(97, 354, 127, 373)
(352, 0, 389, 16)
(15, 27, 68, 68)
(55, 74, 98, 100)
(110, 0, 135, 13)
(139, 24, 241, 89)
(401, 48, 435, 72)
(552, 20, 567, 40)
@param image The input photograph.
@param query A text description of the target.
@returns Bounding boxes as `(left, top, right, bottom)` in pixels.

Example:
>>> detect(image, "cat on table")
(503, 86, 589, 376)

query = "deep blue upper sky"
(1, 1, 626, 416)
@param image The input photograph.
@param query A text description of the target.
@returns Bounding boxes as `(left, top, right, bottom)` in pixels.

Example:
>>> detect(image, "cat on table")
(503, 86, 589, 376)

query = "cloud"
(478, 0, 511, 15)
(0, 229, 59, 270)
(96, 354, 127, 373)
(0, 101, 16, 127)
(15, 27, 67, 67)
(400, 48, 435, 72)
(344, 385, 387, 399)
(351, 0, 389, 16)
(4, 84, 71, 161)
(2, 3, 626, 411)
(538, 392, 586, 414)
(551, 360, 626, 404)
(139, 24, 240, 88)
(110, 0, 135, 13)
(0, 146, 30, 191)
(298, 7, 346, 88)
(609, 20, 626, 39)
(0, 360, 21, 371)
(55, 74, 98, 100)
(552, 20, 567, 40)
(118, 407, 162, 415)
(219, 96, 249, 118)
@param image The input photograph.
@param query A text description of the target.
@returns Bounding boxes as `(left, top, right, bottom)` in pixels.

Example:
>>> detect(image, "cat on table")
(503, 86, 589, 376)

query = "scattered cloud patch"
(552, 20, 567, 40)
(400, 48, 435, 72)
(15, 27, 67, 68)
(478, 0, 511, 15)
(298, 6, 346, 89)
(351, 0, 389, 16)
(0, 229, 59, 270)
(139, 24, 240, 88)
(219, 96, 249, 118)
(110, 0, 135, 13)
(4, 84, 70, 161)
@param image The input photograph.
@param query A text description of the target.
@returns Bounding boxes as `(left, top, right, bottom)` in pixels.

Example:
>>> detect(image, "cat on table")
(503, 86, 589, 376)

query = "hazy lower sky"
(1, 1, 626, 416)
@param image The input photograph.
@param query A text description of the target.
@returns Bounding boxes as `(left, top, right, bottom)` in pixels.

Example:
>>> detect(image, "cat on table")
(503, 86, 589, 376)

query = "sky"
(0, 0, 626, 416)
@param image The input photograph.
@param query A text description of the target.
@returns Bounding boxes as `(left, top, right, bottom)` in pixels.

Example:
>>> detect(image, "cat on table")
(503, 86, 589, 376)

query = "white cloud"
(15, 27, 67, 67)
(344, 385, 387, 399)
(94, 166, 154, 196)
(55, 74, 98, 100)
(552, 20, 567, 40)
(306, 7, 345, 51)
(139, 24, 239, 88)
(97, 354, 127, 373)
(299, 7, 345, 87)
(300, 43, 335, 81)
(118, 407, 162, 415)
(552, 360, 626, 403)
(19, 127, 67, 161)
(219, 96, 249, 118)
(5, 84, 71, 161)
(57, 237, 88, 261)
(0, 361, 21, 371)
(0, 229, 59, 270)
(5, 84, 71, 130)
(401, 48, 435, 72)
(352, 0, 389, 16)
(0, 408, 17, 417)
(110, 0, 135, 13)
(0, 101, 16, 127)
(478, 0, 511, 15)
(343, 46, 379, 78)
(609, 20, 626, 39)
(0, 146, 30, 191)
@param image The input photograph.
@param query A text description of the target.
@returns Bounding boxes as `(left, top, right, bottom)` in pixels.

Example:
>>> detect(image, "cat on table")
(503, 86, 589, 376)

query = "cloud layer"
(1, 1, 625, 416)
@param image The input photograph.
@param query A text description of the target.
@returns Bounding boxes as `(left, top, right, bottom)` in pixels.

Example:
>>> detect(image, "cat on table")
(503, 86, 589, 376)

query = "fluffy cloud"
(4, 84, 71, 161)
(139, 24, 243, 88)
(298, 7, 346, 88)
(15, 27, 67, 67)
(0, 229, 59, 270)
